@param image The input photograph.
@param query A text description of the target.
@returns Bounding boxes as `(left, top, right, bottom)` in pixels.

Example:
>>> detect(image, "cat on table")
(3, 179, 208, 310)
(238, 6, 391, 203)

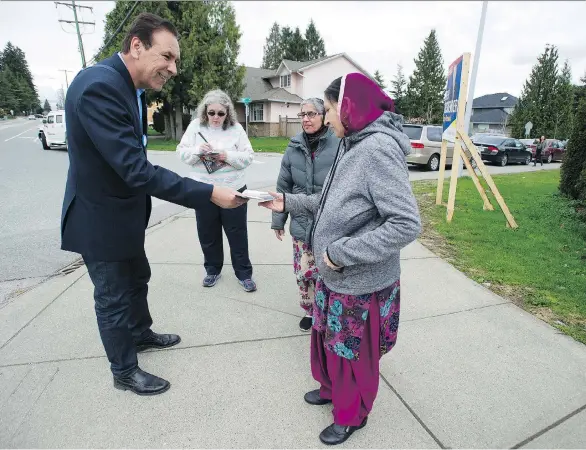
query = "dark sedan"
(473, 136, 533, 167)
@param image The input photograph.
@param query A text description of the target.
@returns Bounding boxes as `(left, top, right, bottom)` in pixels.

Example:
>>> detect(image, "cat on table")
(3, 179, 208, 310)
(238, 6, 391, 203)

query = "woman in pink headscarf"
(261, 73, 421, 445)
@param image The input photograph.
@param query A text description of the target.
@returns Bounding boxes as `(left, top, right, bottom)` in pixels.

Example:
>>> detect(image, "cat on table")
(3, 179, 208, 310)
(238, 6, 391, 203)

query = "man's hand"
(211, 186, 248, 209)
(274, 229, 285, 241)
(259, 192, 284, 212)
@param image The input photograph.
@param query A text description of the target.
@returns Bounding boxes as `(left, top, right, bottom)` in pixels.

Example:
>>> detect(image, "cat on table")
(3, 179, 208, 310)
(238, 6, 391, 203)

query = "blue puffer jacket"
(271, 128, 339, 243)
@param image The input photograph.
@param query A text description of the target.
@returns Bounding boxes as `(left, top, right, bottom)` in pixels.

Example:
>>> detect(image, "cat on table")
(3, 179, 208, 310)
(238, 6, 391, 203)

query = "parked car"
(28, 114, 36, 120)
(39, 110, 67, 150)
(472, 136, 532, 166)
(404, 124, 480, 171)
(543, 139, 566, 163)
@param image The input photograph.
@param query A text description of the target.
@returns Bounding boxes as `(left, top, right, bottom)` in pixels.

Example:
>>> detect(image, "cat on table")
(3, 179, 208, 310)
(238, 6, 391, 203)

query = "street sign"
(525, 121, 533, 138)
(442, 55, 465, 143)
(241, 97, 251, 105)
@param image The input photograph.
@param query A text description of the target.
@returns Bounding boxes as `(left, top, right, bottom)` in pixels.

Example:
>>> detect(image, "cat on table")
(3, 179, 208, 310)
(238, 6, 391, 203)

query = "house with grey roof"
(235, 53, 373, 137)
(470, 92, 518, 136)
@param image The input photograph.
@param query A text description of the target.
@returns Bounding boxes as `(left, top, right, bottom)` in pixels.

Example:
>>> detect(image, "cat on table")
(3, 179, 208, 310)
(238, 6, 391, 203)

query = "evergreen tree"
(43, 99, 51, 112)
(280, 26, 294, 61)
(283, 27, 307, 61)
(509, 45, 560, 139)
(390, 64, 407, 114)
(304, 19, 325, 60)
(0, 42, 40, 114)
(261, 22, 282, 69)
(373, 70, 386, 90)
(560, 91, 586, 199)
(554, 60, 574, 140)
(403, 30, 445, 123)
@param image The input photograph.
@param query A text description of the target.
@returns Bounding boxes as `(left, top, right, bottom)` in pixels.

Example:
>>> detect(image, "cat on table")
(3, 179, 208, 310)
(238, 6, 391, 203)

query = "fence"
(279, 116, 302, 138)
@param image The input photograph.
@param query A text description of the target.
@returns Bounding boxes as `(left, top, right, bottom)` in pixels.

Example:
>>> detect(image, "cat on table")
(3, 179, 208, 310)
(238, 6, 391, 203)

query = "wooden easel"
(436, 53, 518, 229)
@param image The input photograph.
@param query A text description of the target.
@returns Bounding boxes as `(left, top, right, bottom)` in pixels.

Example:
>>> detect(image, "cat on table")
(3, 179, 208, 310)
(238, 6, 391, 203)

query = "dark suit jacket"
(61, 54, 213, 262)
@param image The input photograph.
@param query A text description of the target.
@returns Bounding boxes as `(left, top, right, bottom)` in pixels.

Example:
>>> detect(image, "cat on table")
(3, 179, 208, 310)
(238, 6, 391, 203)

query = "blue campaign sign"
(442, 55, 464, 142)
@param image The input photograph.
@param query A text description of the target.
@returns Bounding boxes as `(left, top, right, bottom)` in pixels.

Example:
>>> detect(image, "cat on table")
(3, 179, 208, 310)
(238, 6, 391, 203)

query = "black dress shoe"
(304, 389, 332, 405)
(135, 331, 181, 352)
(113, 368, 170, 396)
(319, 417, 368, 445)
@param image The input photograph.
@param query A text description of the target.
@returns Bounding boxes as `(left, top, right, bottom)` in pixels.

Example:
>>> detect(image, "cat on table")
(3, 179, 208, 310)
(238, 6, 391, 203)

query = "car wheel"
(426, 154, 440, 171)
(523, 155, 531, 165)
(40, 133, 50, 150)
(547, 154, 553, 164)
(500, 155, 508, 167)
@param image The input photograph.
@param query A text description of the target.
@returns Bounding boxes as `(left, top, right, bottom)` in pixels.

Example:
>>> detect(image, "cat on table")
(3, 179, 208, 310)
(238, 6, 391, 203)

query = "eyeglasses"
(297, 111, 320, 119)
(207, 111, 226, 117)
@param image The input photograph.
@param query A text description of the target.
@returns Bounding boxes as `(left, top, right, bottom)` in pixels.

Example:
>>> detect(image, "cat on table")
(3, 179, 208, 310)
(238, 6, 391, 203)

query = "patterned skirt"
(292, 238, 319, 314)
(313, 277, 401, 361)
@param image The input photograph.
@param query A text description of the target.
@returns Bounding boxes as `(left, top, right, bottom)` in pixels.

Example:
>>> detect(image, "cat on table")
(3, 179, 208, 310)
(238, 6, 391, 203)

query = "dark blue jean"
(195, 186, 252, 281)
(85, 253, 153, 377)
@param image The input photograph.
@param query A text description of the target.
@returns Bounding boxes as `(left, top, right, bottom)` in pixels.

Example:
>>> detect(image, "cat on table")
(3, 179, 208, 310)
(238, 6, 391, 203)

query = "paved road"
(0, 117, 561, 303)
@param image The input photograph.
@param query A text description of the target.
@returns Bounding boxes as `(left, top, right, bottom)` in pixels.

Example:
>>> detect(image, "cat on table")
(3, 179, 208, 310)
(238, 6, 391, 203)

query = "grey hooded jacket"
(272, 128, 340, 243)
(284, 112, 421, 295)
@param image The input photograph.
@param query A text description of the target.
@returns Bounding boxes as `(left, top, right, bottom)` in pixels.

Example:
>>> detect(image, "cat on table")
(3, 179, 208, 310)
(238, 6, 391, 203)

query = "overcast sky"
(1, 1, 584, 105)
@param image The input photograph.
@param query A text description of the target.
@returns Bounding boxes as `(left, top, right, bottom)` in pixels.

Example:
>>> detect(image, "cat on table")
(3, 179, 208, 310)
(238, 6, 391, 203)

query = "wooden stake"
(446, 135, 463, 222)
(459, 131, 518, 228)
(461, 148, 494, 211)
(436, 139, 449, 205)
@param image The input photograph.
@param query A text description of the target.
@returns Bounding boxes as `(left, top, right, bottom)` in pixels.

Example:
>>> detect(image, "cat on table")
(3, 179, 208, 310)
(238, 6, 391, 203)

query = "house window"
(251, 103, 264, 122)
(56, 115, 63, 124)
(280, 74, 291, 88)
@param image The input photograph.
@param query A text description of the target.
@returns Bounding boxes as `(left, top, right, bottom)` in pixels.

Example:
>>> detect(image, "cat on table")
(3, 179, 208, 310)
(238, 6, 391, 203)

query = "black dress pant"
(195, 186, 253, 281)
(534, 152, 543, 166)
(84, 253, 153, 377)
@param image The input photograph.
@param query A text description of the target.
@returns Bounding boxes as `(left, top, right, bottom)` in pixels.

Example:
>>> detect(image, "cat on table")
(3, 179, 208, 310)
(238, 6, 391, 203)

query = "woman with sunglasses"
(261, 74, 421, 445)
(272, 98, 339, 331)
(177, 89, 257, 292)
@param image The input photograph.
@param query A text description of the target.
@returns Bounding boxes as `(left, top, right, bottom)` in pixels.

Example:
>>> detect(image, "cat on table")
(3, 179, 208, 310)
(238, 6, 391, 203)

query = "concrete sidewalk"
(1, 198, 586, 448)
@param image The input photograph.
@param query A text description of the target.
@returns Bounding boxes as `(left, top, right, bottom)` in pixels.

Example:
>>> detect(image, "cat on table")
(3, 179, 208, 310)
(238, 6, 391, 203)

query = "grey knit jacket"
(271, 128, 339, 243)
(284, 112, 421, 295)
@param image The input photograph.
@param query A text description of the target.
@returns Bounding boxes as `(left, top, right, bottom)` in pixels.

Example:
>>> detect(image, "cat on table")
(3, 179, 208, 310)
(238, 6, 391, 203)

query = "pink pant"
(310, 292, 381, 426)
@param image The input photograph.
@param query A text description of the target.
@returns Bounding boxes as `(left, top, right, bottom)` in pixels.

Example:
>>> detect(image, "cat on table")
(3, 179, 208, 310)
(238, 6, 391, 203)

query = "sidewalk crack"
(9, 366, 60, 443)
(380, 374, 446, 449)
(511, 402, 586, 449)
(0, 272, 86, 351)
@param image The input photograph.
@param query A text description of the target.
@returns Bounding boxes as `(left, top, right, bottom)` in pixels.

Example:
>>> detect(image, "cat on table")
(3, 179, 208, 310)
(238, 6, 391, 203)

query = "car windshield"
(474, 136, 506, 145)
(403, 125, 423, 140)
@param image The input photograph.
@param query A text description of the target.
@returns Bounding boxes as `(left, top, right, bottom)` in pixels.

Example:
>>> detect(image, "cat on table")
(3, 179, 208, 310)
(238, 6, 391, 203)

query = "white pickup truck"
(38, 110, 67, 150)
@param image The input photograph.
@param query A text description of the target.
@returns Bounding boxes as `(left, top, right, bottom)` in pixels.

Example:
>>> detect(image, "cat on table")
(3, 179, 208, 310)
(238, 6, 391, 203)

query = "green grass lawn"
(147, 136, 290, 153)
(412, 169, 586, 344)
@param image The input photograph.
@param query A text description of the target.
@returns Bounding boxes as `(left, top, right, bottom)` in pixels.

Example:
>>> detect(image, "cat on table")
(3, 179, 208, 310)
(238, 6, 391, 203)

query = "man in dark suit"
(61, 13, 246, 396)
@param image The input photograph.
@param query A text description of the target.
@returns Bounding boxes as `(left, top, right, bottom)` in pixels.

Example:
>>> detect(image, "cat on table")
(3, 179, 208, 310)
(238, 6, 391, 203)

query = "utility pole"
(58, 69, 73, 89)
(55, 1, 95, 68)
(459, 0, 488, 177)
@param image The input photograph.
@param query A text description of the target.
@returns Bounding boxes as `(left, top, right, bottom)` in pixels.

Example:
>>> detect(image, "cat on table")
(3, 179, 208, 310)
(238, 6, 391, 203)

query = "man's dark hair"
(121, 12, 178, 54)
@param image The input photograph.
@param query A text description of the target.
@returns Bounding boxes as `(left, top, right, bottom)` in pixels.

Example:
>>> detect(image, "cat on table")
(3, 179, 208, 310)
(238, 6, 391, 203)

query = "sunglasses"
(297, 111, 320, 119)
(207, 111, 226, 117)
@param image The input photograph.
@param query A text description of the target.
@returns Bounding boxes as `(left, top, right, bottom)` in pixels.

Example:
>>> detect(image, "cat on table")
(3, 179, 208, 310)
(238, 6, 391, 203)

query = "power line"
(86, 1, 140, 67)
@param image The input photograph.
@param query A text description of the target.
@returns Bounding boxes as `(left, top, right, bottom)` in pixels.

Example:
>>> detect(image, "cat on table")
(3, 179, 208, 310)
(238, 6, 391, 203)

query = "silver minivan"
(404, 124, 454, 171)
(404, 124, 480, 171)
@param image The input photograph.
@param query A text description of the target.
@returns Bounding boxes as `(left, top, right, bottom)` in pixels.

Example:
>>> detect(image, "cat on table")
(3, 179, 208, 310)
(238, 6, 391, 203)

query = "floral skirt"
(313, 277, 401, 361)
(292, 238, 319, 314)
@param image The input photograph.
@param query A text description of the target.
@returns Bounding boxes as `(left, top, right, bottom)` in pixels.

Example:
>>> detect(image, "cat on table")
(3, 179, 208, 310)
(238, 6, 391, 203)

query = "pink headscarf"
(337, 72, 396, 136)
